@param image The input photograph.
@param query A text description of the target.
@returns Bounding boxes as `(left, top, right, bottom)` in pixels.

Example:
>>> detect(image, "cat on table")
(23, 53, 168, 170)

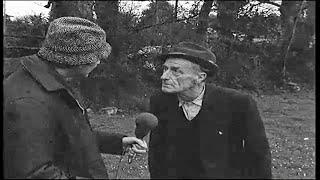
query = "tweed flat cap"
(38, 17, 111, 66)
(159, 42, 218, 76)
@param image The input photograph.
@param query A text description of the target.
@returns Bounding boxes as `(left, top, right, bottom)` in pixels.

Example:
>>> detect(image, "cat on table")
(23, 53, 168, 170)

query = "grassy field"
(88, 90, 315, 179)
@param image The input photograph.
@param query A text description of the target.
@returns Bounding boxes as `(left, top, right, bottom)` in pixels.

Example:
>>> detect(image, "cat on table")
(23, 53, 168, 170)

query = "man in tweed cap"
(4, 17, 147, 179)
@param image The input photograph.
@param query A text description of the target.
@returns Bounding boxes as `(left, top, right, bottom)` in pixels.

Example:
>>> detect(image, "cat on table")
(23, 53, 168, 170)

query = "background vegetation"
(4, 0, 315, 112)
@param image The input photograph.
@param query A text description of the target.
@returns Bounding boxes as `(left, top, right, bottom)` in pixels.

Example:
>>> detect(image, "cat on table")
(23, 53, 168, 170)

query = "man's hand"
(122, 137, 148, 154)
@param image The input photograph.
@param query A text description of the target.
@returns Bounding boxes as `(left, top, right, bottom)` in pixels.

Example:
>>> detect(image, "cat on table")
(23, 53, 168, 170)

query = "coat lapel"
(200, 84, 230, 126)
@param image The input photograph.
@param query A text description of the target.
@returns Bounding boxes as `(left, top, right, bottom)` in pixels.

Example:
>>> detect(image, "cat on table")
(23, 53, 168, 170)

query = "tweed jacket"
(3, 55, 125, 179)
(148, 84, 272, 179)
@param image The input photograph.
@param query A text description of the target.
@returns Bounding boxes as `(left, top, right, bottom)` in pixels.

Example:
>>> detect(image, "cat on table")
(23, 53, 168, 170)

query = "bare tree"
(155, 0, 160, 25)
(47, 0, 94, 22)
(4, 0, 6, 40)
(280, 0, 307, 79)
(216, 1, 246, 38)
(174, 0, 178, 21)
(196, 0, 214, 36)
(95, 0, 120, 58)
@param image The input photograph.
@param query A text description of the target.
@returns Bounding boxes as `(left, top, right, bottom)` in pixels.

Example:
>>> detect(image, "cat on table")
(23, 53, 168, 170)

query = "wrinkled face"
(161, 58, 203, 93)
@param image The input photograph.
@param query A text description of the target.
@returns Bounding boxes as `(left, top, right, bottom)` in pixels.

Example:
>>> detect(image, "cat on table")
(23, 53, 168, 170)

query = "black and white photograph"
(3, 0, 315, 179)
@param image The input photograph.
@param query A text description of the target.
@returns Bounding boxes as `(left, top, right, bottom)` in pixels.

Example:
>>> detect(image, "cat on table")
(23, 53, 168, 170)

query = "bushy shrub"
(4, 14, 49, 58)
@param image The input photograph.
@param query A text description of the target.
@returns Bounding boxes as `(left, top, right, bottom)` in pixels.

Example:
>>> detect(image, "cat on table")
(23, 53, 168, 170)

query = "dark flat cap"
(159, 42, 218, 76)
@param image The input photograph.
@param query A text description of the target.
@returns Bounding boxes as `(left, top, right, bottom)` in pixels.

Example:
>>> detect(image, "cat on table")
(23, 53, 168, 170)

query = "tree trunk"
(94, 1, 120, 106)
(175, 0, 178, 21)
(196, 0, 213, 42)
(280, 0, 306, 78)
(216, 1, 246, 38)
(95, 0, 120, 58)
(155, 0, 160, 25)
(49, 0, 94, 22)
(4, 1, 6, 33)
(4, 0, 6, 44)
(279, 1, 299, 53)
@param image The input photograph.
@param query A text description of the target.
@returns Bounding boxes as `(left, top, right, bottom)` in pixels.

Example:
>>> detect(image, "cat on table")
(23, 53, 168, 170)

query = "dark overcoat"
(4, 55, 125, 179)
(148, 84, 272, 179)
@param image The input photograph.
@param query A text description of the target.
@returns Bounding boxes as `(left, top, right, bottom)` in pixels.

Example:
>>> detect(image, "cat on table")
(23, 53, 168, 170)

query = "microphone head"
(135, 112, 158, 139)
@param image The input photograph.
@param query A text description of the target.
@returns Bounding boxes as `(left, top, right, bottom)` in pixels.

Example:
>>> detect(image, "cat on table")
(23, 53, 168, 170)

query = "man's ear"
(198, 72, 207, 82)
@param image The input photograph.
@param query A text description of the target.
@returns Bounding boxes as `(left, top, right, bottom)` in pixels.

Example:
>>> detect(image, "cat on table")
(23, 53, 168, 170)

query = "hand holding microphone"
(128, 112, 158, 163)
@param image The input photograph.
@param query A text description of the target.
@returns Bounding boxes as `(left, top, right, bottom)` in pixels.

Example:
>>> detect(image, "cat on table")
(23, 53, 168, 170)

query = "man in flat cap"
(4, 17, 147, 179)
(148, 42, 271, 179)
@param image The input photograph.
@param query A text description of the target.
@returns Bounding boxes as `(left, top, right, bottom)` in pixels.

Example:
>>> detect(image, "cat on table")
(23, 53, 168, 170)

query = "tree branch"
(258, 0, 281, 8)
(240, 2, 262, 16)
(249, 2, 262, 13)
(131, 13, 199, 33)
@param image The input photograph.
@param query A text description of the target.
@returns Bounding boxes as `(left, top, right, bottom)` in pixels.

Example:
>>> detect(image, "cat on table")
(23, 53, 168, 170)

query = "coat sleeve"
(83, 109, 126, 155)
(243, 95, 272, 179)
(55, 93, 109, 179)
(94, 130, 126, 155)
(148, 95, 167, 179)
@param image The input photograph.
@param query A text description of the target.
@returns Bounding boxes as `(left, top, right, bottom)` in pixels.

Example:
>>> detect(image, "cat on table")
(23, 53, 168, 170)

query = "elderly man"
(4, 17, 147, 179)
(148, 42, 271, 179)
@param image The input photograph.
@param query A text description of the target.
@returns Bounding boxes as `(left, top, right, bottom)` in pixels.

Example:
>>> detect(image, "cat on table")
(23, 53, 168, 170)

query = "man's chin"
(161, 87, 176, 93)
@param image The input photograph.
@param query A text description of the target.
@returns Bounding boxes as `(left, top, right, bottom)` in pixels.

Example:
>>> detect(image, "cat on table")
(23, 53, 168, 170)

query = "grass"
(88, 90, 315, 179)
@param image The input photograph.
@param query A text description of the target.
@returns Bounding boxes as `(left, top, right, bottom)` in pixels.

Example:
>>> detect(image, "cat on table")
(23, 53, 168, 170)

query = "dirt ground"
(88, 90, 315, 179)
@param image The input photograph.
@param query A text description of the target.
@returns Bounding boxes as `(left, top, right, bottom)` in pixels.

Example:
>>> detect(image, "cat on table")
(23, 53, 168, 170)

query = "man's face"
(71, 60, 101, 78)
(57, 60, 101, 81)
(161, 58, 202, 93)
(79, 60, 101, 77)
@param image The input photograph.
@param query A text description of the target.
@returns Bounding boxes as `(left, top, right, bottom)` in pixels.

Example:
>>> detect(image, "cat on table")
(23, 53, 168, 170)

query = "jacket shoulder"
(4, 66, 49, 103)
(207, 84, 251, 101)
(4, 55, 39, 78)
(205, 84, 256, 113)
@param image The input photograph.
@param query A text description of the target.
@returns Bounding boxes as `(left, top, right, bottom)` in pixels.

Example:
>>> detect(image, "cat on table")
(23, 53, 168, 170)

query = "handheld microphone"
(128, 112, 158, 163)
(135, 112, 158, 139)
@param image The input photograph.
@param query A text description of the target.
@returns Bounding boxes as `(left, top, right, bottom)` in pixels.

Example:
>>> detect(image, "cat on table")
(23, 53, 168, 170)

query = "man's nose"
(160, 70, 170, 80)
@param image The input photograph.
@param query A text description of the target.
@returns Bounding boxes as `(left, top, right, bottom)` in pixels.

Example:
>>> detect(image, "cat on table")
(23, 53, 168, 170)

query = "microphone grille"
(136, 112, 158, 129)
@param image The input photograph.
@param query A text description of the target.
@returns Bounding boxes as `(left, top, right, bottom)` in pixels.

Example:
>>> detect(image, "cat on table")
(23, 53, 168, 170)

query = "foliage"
(4, 14, 49, 58)
(3, 1, 315, 110)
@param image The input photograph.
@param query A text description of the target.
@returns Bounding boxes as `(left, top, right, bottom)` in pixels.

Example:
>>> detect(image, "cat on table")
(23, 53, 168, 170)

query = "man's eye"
(171, 68, 183, 76)
(162, 66, 168, 72)
(171, 67, 179, 72)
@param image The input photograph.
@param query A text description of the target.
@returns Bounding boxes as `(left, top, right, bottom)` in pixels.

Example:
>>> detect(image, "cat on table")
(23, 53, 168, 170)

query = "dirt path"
(89, 90, 315, 179)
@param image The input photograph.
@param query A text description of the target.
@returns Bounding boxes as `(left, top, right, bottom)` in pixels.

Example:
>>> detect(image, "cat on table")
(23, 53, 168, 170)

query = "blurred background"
(3, 0, 315, 111)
